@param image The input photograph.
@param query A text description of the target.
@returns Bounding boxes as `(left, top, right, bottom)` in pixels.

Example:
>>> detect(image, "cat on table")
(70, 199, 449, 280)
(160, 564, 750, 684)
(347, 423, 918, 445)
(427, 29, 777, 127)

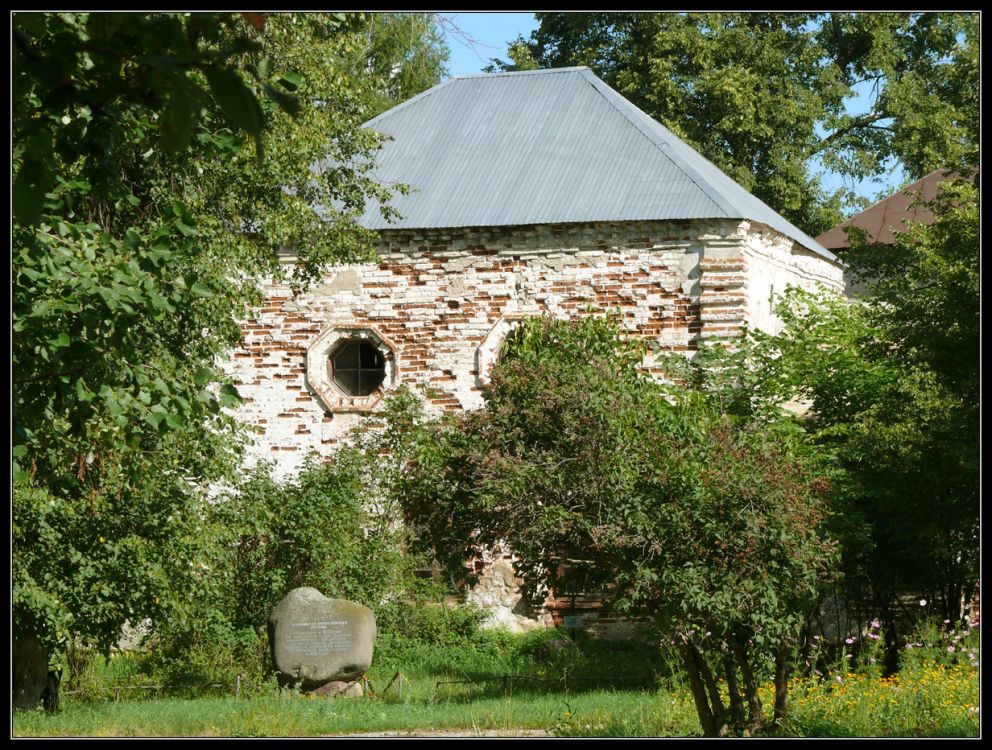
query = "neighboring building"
(226, 67, 845, 631)
(816, 169, 961, 297)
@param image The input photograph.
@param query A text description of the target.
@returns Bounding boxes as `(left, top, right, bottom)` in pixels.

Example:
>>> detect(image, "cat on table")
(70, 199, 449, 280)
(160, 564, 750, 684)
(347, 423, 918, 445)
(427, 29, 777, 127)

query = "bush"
(373, 602, 517, 678)
(149, 391, 431, 690)
(401, 314, 839, 736)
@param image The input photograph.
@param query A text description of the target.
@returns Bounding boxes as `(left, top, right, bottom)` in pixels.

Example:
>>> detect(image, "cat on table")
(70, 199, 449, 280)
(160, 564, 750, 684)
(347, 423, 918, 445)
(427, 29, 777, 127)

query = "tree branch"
(679, 640, 720, 737)
(729, 634, 765, 732)
(15, 362, 96, 385)
(773, 640, 791, 726)
(811, 112, 888, 155)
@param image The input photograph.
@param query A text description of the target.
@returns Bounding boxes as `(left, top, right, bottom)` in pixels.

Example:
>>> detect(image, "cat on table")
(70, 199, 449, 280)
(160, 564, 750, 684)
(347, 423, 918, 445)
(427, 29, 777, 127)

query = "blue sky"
(434, 12, 904, 211)
(438, 12, 540, 78)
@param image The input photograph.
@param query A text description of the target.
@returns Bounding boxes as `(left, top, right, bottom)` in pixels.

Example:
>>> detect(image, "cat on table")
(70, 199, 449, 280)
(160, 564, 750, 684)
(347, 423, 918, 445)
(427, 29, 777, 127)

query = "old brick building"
(227, 67, 845, 631)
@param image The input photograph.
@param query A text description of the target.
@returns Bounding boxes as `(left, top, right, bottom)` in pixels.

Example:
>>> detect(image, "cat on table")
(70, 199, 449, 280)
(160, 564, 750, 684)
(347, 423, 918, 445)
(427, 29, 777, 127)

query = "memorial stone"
(268, 587, 375, 690)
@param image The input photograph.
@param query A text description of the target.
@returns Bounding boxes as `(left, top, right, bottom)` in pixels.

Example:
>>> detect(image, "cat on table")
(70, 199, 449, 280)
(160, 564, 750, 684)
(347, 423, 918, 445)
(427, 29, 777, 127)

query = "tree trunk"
(13, 634, 51, 711)
(693, 643, 727, 736)
(43, 668, 62, 713)
(772, 642, 789, 726)
(729, 635, 764, 732)
(724, 655, 746, 732)
(882, 616, 900, 678)
(678, 641, 719, 737)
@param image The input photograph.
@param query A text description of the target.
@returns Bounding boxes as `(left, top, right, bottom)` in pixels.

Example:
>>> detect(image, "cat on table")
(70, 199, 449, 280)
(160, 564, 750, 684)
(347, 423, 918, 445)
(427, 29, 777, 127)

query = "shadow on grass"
(432, 673, 661, 703)
(384, 632, 675, 702)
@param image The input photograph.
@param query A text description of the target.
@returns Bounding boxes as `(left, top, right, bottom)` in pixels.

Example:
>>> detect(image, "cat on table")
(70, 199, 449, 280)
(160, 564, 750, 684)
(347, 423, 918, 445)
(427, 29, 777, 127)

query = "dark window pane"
(360, 342, 383, 369)
(331, 338, 386, 396)
(358, 368, 385, 395)
(334, 370, 361, 395)
(333, 341, 360, 370)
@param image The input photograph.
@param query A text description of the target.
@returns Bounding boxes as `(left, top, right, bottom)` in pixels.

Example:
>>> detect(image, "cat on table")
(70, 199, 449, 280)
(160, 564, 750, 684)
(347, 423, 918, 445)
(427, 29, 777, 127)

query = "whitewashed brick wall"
(225, 218, 843, 481)
(742, 221, 846, 335)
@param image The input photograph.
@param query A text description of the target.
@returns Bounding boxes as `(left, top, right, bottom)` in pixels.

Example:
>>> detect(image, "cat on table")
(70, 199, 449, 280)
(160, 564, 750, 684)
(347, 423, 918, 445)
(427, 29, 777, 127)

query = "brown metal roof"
(815, 169, 958, 250)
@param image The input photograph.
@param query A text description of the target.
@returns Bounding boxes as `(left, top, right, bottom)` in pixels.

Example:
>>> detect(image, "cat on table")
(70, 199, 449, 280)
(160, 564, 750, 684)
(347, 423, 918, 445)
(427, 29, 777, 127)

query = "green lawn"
(12, 689, 685, 737)
(13, 662, 979, 738)
(13, 624, 980, 738)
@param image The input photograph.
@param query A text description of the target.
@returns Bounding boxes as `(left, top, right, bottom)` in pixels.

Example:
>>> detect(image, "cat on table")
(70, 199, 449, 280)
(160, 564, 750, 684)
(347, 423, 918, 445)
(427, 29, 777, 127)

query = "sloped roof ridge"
(576, 68, 736, 219)
(451, 65, 593, 80)
(576, 68, 835, 261)
(833, 168, 953, 228)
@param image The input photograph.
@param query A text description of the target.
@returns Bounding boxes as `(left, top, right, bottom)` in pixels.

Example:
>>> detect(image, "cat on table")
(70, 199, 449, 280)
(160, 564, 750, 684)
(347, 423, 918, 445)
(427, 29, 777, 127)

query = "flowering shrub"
(901, 619, 980, 671)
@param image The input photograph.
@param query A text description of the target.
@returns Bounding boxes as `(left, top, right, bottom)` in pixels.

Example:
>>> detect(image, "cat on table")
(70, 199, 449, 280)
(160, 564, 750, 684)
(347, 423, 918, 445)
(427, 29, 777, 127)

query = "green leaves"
(278, 71, 302, 91)
(204, 67, 265, 159)
(145, 407, 166, 429)
(13, 156, 55, 227)
(263, 84, 301, 117)
(193, 367, 214, 387)
(219, 383, 242, 408)
(49, 332, 70, 349)
(12, 9, 447, 667)
(405, 315, 835, 629)
(175, 448, 410, 656)
(161, 79, 195, 155)
(696, 176, 979, 627)
(402, 316, 835, 737)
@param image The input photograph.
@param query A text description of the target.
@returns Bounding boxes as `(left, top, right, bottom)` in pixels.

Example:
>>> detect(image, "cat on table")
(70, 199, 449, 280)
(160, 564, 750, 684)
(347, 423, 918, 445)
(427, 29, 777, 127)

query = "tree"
(401, 317, 838, 736)
(680, 175, 979, 666)
(497, 12, 978, 236)
(12, 11, 446, 690)
(835, 177, 978, 639)
(345, 13, 449, 114)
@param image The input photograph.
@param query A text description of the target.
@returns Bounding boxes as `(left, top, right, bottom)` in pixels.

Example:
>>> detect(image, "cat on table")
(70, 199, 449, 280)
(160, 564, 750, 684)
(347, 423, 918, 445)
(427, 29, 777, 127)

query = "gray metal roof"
(346, 67, 835, 261)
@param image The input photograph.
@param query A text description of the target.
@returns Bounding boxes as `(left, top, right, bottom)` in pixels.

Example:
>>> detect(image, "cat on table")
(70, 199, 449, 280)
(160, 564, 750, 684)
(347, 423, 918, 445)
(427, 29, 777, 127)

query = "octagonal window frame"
(306, 326, 399, 413)
(329, 338, 387, 397)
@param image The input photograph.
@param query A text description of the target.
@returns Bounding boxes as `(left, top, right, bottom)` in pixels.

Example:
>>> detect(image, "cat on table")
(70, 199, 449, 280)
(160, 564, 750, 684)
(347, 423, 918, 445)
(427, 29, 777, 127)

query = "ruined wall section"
(741, 221, 846, 336)
(225, 218, 844, 634)
(226, 219, 750, 479)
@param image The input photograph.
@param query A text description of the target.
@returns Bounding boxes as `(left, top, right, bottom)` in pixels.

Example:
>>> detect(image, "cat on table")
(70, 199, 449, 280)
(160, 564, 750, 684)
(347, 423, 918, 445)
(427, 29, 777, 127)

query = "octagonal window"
(306, 326, 399, 413)
(330, 339, 386, 397)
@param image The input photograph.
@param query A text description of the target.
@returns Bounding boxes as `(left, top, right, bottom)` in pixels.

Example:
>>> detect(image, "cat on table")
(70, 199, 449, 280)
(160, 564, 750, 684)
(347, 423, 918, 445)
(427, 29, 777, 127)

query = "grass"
(12, 690, 673, 737)
(12, 622, 980, 737)
(13, 662, 979, 738)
